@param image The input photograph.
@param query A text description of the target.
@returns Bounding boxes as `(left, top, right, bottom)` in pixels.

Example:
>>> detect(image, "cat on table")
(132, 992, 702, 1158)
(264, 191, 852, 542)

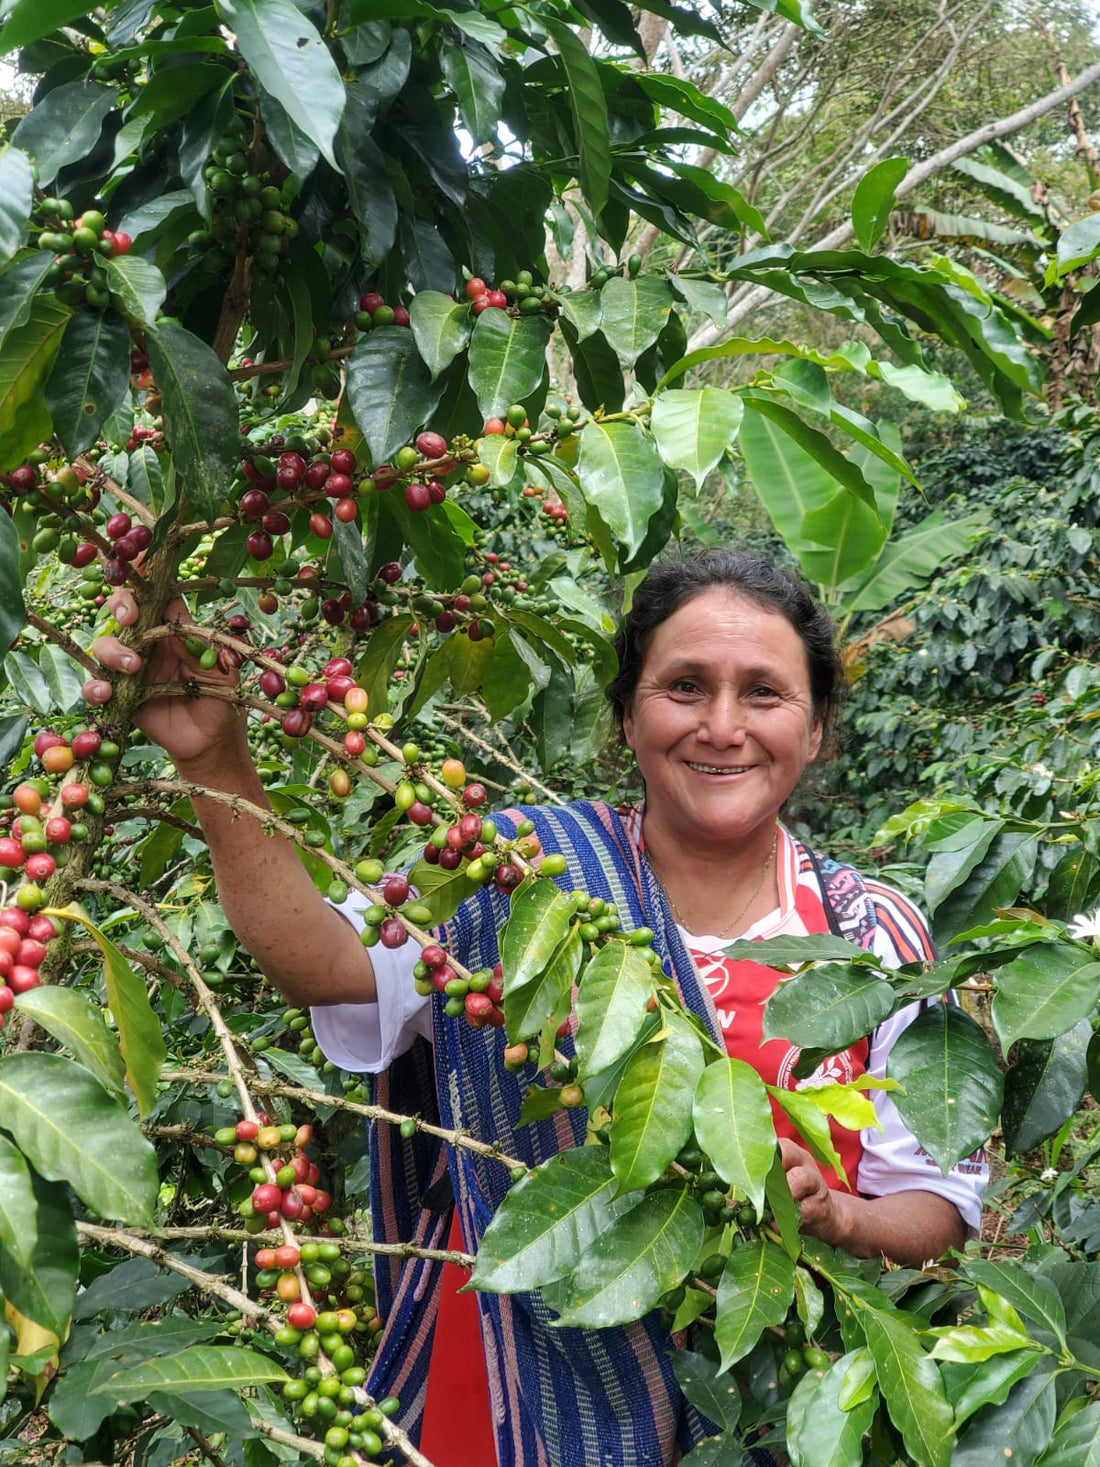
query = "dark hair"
(607, 549, 844, 752)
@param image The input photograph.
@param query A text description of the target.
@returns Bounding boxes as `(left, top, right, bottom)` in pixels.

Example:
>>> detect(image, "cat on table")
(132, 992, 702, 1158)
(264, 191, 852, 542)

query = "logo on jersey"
(775, 1045, 856, 1090)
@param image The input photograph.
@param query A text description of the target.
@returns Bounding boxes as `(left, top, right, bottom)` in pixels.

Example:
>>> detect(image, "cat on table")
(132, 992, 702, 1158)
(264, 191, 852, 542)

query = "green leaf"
(667, 274, 730, 326)
(214, 0, 344, 168)
(941, 1349, 1042, 1430)
(1001, 1018, 1091, 1156)
(650, 388, 742, 490)
(0, 291, 70, 470)
(3, 649, 50, 712)
(500, 879, 576, 992)
(477, 433, 520, 489)
(929, 1322, 1032, 1364)
(44, 309, 131, 458)
(787, 1349, 878, 1467)
(129, 442, 165, 511)
(506, 924, 582, 1042)
(0, 1052, 157, 1226)
(851, 157, 908, 252)
(738, 396, 882, 590)
(766, 1151, 803, 1261)
(763, 965, 896, 1051)
(145, 322, 239, 524)
(951, 1359, 1056, 1467)
(471, 1146, 631, 1293)
(14, 986, 126, 1101)
(669, 1350, 742, 1433)
(768, 1085, 847, 1184)
(0, 1165, 77, 1339)
(409, 289, 472, 379)
(0, 0, 100, 51)
(862, 1307, 954, 1467)
(555, 1184, 703, 1327)
(963, 1263, 1066, 1346)
(0, 1133, 39, 1274)
(1052, 214, 1100, 282)
(692, 1058, 776, 1217)
(874, 361, 965, 412)
(405, 858, 482, 928)
(714, 1237, 796, 1371)
(335, 110, 394, 269)
(332, 515, 371, 609)
(930, 829, 1038, 947)
(574, 940, 654, 1081)
(541, 17, 611, 217)
(59, 907, 166, 1116)
(90, 1344, 287, 1400)
(346, 327, 446, 467)
(841, 510, 985, 614)
(558, 288, 604, 342)
(576, 417, 666, 564)
(0, 146, 33, 261)
(563, 320, 626, 413)
(597, 277, 673, 368)
(724, 934, 868, 967)
(11, 79, 116, 185)
(992, 943, 1100, 1048)
(467, 308, 553, 420)
(1036, 1399, 1100, 1466)
(610, 1011, 705, 1191)
(887, 1005, 1002, 1174)
(440, 38, 504, 144)
(0, 512, 23, 655)
(36, 642, 84, 712)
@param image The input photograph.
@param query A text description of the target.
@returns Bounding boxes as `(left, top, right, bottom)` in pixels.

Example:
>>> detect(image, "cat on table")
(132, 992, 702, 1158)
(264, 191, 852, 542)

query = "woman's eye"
(670, 679, 699, 695)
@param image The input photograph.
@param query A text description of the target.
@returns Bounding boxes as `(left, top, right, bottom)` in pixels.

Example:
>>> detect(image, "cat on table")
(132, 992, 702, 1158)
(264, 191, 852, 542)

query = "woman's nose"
(701, 693, 746, 747)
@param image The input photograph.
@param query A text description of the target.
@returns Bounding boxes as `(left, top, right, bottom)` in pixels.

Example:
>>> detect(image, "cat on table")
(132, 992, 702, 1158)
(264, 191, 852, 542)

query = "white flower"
(1040, 1167, 1058, 1183)
(1067, 909, 1100, 941)
(1030, 762, 1053, 779)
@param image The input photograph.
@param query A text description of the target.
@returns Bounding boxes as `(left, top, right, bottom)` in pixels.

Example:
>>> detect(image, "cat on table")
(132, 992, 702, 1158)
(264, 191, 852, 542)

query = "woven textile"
(365, 802, 884, 1466)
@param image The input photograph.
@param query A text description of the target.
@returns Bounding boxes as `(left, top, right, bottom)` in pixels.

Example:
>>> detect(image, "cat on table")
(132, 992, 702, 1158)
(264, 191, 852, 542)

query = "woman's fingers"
(92, 634, 142, 674)
(107, 588, 139, 626)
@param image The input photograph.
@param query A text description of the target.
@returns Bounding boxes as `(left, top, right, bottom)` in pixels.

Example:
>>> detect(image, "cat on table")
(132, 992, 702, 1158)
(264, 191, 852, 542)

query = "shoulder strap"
(803, 843, 878, 947)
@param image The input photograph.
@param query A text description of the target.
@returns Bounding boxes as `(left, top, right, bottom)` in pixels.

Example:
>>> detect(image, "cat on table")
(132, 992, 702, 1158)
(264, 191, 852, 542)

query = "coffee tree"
(2, 1, 1100, 1463)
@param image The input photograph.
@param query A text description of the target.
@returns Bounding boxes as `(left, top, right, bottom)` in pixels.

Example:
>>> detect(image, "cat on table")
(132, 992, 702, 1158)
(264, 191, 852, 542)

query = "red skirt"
(419, 1212, 497, 1464)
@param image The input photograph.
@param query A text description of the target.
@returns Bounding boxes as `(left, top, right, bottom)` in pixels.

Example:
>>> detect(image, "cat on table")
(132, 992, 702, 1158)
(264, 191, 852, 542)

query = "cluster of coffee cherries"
(465, 270, 557, 317)
(354, 291, 410, 331)
(252, 654, 369, 744)
(188, 118, 297, 281)
(213, 1117, 332, 1228)
(0, 729, 114, 893)
(36, 199, 132, 310)
(413, 948, 507, 1029)
(0, 905, 58, 1022)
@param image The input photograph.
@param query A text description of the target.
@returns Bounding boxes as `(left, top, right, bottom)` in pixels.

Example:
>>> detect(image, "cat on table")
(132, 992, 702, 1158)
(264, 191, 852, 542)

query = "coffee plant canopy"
(3, 0, 1100, 1462)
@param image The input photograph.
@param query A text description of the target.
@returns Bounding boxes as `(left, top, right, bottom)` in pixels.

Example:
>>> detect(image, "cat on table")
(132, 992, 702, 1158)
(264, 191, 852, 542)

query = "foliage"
(1, 1, 1100, 1465)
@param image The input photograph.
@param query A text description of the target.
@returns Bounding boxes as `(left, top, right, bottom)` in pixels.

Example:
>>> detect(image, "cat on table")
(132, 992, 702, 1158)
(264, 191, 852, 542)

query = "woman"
(93, 549, 984, 1466)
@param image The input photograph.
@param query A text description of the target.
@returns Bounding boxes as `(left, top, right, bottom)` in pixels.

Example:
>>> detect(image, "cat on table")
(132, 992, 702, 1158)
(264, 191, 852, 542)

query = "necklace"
(649, 828, 778, 940)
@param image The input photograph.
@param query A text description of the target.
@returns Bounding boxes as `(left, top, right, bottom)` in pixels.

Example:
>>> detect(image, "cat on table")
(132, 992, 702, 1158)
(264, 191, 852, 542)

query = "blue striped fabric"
(365, 802, 873, 1465)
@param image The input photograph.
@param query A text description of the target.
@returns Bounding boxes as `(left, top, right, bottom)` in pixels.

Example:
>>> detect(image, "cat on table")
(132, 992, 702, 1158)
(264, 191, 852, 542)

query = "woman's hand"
(779, 1137, 845, 1246)
(780, 1136, 967, 1265)
(90, 589, 247, 773)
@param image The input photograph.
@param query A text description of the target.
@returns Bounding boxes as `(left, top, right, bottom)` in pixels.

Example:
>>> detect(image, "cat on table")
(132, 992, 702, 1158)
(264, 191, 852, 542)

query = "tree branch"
(688, 56, 1100, 351)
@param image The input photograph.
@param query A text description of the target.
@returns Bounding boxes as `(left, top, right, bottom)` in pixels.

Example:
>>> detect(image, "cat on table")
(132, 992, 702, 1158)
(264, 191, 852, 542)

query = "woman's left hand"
(778, 1136, 967, 1265)
(779, 1136, 845, 1247)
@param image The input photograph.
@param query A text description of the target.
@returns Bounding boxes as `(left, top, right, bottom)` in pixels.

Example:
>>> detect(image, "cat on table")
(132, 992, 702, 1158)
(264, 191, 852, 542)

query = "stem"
(160, 1066, 528, 1172)
(23, 610, 103, 678)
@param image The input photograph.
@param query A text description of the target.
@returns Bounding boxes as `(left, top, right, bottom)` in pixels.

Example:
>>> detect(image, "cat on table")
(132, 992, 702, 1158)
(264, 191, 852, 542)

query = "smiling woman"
(93, 550, 985, 1467)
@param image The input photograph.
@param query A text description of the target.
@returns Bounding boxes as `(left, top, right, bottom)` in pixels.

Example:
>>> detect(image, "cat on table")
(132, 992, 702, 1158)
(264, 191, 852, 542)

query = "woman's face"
(622, 588, 823, 855)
